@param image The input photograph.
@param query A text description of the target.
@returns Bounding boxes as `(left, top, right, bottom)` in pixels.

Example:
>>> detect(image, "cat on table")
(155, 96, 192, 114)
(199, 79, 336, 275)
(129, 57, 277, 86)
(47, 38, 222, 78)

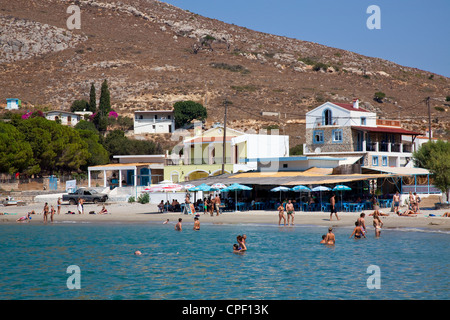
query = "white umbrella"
(270, 186, 292, 202)
(311, 186, 331, 210)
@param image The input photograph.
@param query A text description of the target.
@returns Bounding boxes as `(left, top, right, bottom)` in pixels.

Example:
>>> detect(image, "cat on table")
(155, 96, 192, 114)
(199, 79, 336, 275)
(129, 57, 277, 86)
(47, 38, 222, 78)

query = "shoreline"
(1, 202, 449, 232)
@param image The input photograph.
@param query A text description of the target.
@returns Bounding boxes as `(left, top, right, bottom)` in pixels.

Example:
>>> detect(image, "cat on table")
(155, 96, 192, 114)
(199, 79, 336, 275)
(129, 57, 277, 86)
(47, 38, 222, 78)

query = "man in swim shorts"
(330, 194, 340, 221)
(393, 192, 400, 215)
(286, 200, 295, 226)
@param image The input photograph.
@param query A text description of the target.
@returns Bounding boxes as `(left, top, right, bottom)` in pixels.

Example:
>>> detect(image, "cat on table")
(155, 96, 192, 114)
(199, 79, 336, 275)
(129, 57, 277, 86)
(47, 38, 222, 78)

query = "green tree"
(290, 144, 303, 156)
(0, 122, 34, 174)
(373, 91, 386, 103)
(413, 140, 450, 201)
(70, 99, 90, 112)
(98, 79, 111, 116)
(76, 129, 110, 168)
(89, 82, 97, 112)
(173, 100, 207, 128)
(15, 117, 90, 174)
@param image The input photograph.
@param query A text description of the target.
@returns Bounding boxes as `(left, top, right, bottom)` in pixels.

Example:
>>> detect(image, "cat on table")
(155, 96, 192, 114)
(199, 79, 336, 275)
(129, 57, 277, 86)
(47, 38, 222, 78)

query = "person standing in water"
(278, 203, 286, 226)
(175, 218, 182, 231)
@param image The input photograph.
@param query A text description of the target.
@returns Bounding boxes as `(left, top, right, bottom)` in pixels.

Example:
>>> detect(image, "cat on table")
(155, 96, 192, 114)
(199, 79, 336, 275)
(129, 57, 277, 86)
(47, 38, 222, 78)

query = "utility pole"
(426, 97, 431, 141)
(222, 99, 228, 175)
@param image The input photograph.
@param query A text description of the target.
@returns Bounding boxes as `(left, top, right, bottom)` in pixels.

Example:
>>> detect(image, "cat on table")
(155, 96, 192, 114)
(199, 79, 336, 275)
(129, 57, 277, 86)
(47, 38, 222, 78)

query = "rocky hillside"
(1, 0, 449, 147)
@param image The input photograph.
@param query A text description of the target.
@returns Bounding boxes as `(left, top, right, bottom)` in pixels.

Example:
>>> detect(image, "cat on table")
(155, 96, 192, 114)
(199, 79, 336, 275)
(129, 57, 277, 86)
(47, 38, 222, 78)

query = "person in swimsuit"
(175, 218, 182, 231)
(278, 204, 286, 226)
(323, 227, 335, 245)
(57, 197, 62, 215)
(193, 217, 200, 230)
(330, 194, 340, 221)
(286, 200, 295, 226)
(350, 221, 366, 239)
(357, 213, 366, 235)
(373, 218, 382, 237)
(43, 202, 49, 223)
(236, 235, 247, 251)
(393, 192, 400, 215)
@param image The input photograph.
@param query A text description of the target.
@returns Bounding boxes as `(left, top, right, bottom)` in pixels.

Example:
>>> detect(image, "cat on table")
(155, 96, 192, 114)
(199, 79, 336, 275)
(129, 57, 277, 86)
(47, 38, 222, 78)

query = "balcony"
(359, 142, 413, 153)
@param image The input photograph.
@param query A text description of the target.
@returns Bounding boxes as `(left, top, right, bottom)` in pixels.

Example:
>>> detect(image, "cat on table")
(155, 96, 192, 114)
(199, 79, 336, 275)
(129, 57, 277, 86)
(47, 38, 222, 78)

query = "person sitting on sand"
(350, 221, 366, 239)
(98, 205, 108, 215)
(157, 200, 164, 213)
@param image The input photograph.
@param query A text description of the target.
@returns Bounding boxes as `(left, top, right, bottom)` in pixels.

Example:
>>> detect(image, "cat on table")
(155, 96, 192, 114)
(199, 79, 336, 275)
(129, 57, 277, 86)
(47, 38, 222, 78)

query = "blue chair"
(343, 203, 350, 212)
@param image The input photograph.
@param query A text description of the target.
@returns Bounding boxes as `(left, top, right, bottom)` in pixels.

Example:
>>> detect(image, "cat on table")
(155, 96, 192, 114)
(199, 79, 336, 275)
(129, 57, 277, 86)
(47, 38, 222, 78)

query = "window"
(332, 129, 343, 143)
(361, 117, 366, 126)
(313, 130, 324, 144)
(372, 156, 379, 166)
(283, 163, 288, 168)
(322, 109, 332, 126)
(382, 156, 388, 166)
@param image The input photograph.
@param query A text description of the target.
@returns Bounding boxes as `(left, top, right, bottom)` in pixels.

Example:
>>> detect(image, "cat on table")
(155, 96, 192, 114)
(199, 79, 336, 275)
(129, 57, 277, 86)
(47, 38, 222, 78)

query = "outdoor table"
(236, 202, 247, 211)
(321, 203, 330, 212)
(254, 202, 265, 210)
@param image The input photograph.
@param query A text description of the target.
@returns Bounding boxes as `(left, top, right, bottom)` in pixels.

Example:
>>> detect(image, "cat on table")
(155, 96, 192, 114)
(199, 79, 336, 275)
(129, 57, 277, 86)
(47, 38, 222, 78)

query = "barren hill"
(1, 0, 449, 147)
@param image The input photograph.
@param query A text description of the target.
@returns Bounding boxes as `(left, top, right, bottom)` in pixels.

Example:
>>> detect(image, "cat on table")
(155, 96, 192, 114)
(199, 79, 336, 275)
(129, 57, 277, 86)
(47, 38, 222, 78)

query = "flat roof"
(362, 166, 430, 176)
(352, 126, 421, 135)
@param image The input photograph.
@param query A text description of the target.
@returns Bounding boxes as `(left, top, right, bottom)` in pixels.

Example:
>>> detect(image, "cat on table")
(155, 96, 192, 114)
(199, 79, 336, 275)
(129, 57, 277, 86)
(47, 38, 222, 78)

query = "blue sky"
(161, 0, 450, 77)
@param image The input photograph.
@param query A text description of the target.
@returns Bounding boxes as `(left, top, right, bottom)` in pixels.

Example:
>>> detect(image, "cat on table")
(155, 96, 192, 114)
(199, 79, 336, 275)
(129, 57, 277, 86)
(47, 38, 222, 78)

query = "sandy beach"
(1, 201, 450, 232)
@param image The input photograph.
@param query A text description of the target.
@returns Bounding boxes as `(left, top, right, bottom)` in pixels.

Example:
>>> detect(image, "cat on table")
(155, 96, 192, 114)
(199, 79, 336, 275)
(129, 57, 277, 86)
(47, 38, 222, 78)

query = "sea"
(0, 221, 448, 300)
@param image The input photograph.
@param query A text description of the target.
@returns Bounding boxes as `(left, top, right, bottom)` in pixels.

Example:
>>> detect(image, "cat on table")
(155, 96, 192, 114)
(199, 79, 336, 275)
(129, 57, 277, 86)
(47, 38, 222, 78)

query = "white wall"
(306, 102, 376, 129)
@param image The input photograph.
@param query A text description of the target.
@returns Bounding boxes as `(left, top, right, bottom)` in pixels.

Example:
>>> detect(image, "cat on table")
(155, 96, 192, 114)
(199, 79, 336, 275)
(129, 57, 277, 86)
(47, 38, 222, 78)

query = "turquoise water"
(0, 221, 448, 300)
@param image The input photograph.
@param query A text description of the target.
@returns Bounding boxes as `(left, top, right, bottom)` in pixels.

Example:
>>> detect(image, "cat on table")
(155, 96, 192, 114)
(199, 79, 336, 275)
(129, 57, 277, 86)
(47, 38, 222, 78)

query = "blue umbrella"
(292, 185, 311, 210)
(292, 185, 311, 192)
(333, 185, 352, 210)
(220, 183, 253, 211)
(189, 183, 218, 192)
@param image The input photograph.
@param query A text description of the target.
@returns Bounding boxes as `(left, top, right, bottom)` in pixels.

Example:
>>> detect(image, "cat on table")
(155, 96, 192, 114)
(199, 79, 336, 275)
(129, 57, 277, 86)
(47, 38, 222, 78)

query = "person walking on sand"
(330, 194, 340, 221)
(278, 203, 286, 226)
(286, 200, 295, 226)
(323, 227, 335, 245)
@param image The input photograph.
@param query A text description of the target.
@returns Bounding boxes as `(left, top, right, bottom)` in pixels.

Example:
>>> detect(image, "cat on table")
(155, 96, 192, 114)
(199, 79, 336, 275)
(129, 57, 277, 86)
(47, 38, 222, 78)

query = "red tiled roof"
(332, 102, 371, 113)
(352, 126, 422, 135)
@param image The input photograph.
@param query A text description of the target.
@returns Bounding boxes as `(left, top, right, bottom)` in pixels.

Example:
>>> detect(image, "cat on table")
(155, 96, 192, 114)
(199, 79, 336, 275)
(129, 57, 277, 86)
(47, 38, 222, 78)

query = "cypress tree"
(98, 79, 111, 116)
(89, 83, 96, 112)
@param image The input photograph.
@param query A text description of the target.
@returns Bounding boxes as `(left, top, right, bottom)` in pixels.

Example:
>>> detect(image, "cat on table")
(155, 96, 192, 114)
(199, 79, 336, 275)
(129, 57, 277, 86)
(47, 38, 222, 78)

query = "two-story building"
(134, 110, 175, 134)
(164, 126, 290, 182)
(304, 99, 422, 168)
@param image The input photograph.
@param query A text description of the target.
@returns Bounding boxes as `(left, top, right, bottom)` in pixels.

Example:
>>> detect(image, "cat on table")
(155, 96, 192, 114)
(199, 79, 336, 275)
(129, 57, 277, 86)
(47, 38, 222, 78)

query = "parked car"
(62, 188, 108, 205)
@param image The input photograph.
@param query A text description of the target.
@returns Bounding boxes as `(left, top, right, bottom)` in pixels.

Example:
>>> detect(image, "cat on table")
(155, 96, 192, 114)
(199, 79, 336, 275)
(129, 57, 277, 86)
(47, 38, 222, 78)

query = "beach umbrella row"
(220, 183, 253, 212)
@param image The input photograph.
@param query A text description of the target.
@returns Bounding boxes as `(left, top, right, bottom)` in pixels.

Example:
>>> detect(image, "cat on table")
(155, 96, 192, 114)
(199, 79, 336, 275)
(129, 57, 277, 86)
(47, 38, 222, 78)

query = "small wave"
(384, 227, 450, 235)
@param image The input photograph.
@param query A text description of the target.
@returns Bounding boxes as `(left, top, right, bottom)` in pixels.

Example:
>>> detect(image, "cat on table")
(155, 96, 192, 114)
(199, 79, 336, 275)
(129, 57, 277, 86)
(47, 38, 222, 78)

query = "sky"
(160, 0, 450, 78)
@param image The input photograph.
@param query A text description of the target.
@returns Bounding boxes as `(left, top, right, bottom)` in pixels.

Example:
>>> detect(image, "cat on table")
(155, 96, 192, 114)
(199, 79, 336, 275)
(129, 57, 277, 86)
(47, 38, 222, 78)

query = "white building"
(304, 99, 422, 168)
(6, 98, 21, 110)
(45, 110, 81, 126)
(134, 110, 175, 134)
